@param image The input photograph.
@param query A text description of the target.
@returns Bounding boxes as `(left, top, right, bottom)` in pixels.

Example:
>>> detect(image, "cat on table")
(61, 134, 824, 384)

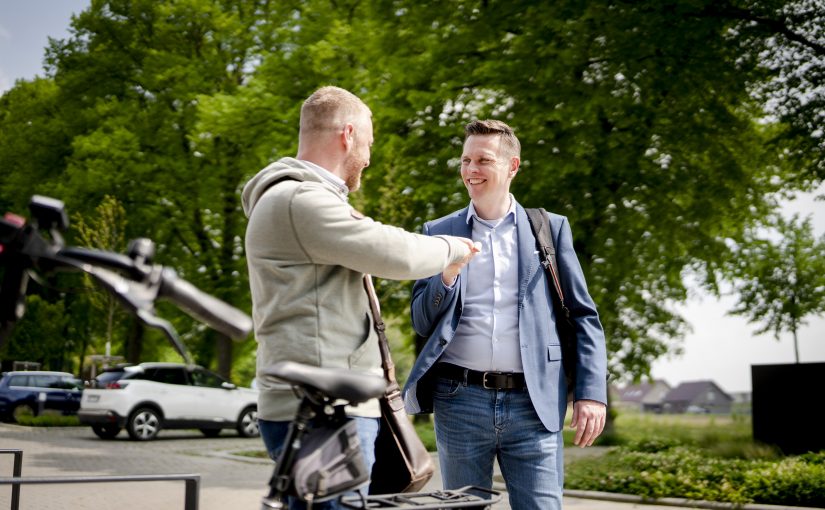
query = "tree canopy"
(728, 215, 825, 362)
(1, 0, 822, 383)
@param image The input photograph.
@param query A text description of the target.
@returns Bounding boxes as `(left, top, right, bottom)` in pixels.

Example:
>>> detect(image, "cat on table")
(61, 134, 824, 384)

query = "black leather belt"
(435, 362, 527, 390)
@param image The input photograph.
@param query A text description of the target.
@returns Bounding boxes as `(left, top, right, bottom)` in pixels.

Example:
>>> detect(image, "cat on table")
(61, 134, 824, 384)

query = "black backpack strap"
(525, 208, 570, 321)
(526, 208, 578, 400)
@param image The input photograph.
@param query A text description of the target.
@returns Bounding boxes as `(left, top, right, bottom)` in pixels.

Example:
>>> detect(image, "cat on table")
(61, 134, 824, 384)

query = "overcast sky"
(2, 1, 823, 394)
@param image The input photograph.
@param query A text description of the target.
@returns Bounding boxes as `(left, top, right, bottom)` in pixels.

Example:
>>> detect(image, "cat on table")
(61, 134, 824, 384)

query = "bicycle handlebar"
(0, 196, 252, 357)
(158, 267, 252, 340)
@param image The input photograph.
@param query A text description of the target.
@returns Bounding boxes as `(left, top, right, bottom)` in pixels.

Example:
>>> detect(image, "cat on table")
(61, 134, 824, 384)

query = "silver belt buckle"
(482, 372, 498, 389)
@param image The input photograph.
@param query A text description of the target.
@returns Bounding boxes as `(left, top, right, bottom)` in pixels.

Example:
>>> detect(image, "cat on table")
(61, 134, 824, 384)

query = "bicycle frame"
(257, 362, 502, 510)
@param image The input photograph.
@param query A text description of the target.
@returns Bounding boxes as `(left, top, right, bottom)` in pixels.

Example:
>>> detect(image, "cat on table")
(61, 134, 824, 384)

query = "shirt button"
(439, 338, 447, 346)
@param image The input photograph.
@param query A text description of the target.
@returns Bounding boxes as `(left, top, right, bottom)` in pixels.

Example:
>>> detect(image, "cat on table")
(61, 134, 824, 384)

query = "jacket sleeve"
(554, 215, 608, 404)
(288, 183, 469, 280)
(410, 222, 460, 337)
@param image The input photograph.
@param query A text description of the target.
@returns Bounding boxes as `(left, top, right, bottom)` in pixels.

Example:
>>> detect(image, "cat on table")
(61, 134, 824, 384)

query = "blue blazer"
(402, 203, 608, 432)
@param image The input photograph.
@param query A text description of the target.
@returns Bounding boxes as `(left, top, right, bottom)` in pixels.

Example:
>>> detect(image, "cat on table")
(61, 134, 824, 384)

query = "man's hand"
(570, 399, 606, 447)
(441, 240, 481, 286)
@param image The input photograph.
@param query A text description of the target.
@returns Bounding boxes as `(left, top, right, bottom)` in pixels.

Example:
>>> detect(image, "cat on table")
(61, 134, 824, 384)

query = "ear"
(342, 123, 356, 150)
(509, 156, 521, 177)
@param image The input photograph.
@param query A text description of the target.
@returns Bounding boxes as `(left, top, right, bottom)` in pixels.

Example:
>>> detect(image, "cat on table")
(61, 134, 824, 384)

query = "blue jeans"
(259, 416, 380, 510)
(433, 377, 564, 510)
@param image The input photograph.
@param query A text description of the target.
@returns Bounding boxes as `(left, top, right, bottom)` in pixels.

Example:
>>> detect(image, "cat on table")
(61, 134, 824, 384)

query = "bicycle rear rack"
(340, 486, 501, 509)
(0, 449, 200, 510)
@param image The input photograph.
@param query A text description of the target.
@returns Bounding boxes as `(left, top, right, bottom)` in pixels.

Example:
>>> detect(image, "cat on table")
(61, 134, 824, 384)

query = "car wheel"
(200, 428, 221, 438)
(12, 404, 36, 423)
(92, 424, 121, 439)
(236, 407, 259, 438)
(127, 407, 161, 441)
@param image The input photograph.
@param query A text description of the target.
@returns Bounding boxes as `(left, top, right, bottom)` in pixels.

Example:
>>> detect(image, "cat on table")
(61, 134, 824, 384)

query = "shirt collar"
(299, 159, 349, 197)
(466, 194, 517, 226)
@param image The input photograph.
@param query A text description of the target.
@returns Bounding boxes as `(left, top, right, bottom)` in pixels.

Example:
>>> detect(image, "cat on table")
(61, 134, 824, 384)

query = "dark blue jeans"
(433, 377, 564, 510)
(259, 417, 380, 510)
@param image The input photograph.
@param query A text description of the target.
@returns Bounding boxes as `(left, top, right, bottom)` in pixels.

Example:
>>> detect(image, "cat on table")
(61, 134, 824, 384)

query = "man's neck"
(472, 195, 512, 221)
(296, 144, 344, 180)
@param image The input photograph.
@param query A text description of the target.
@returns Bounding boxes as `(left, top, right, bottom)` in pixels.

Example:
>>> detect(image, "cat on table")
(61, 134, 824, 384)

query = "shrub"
(565, 445, 825, 507)
(14, 412, 81, 427)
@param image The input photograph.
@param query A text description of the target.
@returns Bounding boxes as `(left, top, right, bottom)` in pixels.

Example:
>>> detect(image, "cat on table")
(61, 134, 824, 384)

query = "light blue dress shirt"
(440, 196, 523, 373)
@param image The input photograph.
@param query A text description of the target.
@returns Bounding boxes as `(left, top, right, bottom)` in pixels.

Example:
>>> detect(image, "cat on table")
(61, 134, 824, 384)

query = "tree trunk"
(216, 333, 232, 379)
(126, 319, 143, 364)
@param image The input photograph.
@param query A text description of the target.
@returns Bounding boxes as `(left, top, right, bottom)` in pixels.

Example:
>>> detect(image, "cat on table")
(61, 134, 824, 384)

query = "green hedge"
(11, 411, 81, 427)
(566, 445, 825, 507)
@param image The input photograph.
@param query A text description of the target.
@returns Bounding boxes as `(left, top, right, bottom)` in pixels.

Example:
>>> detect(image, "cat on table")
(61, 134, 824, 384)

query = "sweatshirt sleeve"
(288, 183, 469, 280)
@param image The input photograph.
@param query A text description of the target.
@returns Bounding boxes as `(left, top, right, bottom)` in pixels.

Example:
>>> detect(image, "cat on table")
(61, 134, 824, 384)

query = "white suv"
(79, 362, 259, 441)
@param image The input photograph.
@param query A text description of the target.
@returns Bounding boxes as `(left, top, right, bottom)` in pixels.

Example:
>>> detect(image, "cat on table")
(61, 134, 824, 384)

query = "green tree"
(2, 0, 824, 386)
(728, 215, 825, 362)
(0, 295, 69, 371)
(72, 195, 129, 363)
(0, 78, 71, 215)
(356, 0, 813, 382)
(36, 0, 280, 378)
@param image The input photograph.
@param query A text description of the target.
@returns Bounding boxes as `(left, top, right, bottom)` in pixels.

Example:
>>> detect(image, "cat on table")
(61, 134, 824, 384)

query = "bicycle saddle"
(260, 361, 386, 404)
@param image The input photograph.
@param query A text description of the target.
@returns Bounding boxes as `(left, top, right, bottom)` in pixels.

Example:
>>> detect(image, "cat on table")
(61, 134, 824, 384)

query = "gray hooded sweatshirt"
(242, 158, 470, 420)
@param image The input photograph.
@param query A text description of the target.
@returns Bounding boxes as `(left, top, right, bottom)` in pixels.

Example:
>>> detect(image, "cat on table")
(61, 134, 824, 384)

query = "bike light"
(29, 195, 68, 232)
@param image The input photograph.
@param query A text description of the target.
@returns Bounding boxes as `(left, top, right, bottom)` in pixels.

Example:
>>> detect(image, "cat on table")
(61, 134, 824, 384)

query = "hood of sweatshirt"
(241, 158, 330, 217)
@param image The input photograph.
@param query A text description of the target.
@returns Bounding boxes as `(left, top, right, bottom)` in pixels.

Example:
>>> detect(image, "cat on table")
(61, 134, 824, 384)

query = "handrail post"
(184, 476, 199, 510)
(0, 472, 199, 510)
(0, 449, 23, 510)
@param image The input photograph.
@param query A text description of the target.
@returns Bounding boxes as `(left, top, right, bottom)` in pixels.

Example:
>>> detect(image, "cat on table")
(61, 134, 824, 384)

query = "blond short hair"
(300, 86, 371, 134)
(464, 119, 521, 159)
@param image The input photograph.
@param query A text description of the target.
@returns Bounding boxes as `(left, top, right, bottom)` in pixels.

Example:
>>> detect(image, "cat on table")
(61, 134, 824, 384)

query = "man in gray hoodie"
(242, 86, 476, 508)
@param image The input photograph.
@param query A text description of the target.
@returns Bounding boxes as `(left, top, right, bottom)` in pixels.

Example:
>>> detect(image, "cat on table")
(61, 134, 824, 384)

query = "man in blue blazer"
(403, 119, 608, 509)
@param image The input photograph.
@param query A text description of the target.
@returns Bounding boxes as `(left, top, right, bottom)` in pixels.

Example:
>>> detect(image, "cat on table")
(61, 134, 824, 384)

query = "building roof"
(664, 380, 733, 403)
(615, 380, 669, 403)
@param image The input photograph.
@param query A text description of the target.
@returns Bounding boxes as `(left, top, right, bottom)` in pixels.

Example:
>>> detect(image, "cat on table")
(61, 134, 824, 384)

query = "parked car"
(79, 362, 259, 441)
(0, 370, 84, 422)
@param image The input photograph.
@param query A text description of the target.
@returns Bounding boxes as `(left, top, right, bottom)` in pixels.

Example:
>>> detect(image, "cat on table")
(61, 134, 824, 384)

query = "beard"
(343, 152, 367, 192)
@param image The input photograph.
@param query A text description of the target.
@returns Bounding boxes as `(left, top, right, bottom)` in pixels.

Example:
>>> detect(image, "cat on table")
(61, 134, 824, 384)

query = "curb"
(564, 490, 824, 510)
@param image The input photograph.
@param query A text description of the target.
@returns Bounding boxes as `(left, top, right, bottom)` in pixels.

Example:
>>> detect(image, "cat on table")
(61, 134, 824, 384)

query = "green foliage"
(0, 78, 70, 215)
(566, 446, 825, 507)
(604, 411, 755, 452)
(566, 411, 825, 506)
(413, 416, 437, 452)
(0, 295, 70, 371)
(72, 195, 129, 354)
(1, 0, 824, 384)
(728, 215, 825, 361)
(13, 412, 81, 427)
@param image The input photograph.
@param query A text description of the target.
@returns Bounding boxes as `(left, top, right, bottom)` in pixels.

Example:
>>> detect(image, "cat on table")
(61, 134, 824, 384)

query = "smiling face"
(460, 134, 520, 219)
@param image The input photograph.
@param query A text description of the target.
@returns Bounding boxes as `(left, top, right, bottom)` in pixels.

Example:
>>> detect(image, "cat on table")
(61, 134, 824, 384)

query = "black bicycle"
(0, 196, 500, 510)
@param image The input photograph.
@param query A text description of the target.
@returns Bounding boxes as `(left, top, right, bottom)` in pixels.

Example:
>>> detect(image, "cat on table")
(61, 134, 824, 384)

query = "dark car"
(0, 370, 84, 422)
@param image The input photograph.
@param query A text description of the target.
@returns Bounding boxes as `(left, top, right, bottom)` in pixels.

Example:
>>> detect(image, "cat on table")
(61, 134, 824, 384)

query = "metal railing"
(0, 449, 200, 510)
(0, 450, 22, 510)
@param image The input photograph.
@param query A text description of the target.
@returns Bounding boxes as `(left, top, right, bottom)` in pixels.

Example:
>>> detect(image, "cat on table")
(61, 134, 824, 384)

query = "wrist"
(441, 273, 457, 286)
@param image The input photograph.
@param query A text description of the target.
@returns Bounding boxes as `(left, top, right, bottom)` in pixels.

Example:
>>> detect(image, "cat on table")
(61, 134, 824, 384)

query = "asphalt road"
(0, 423, 723, 510)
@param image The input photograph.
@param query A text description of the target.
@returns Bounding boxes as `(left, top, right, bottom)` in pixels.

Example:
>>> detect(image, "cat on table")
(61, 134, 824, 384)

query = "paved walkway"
(0, 423, 815, 510)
